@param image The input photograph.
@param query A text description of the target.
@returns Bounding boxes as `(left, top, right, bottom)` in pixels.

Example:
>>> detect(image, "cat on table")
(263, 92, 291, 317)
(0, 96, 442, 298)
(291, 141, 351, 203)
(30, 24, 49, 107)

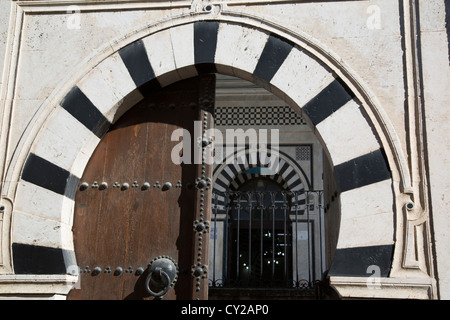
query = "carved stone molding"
(389, 0, 435, 286)
(0, 275, 77, 297)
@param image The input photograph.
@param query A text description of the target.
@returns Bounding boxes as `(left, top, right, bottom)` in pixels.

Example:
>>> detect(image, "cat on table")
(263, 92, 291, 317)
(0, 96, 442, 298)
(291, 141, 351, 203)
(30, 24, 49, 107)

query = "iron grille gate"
(208, 190, 327, 297)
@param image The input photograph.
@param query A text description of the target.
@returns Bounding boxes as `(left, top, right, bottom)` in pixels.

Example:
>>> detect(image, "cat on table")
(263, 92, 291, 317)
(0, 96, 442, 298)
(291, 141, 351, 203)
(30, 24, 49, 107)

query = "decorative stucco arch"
(9, 16, 401, 284)
(212, 148, 310, 211)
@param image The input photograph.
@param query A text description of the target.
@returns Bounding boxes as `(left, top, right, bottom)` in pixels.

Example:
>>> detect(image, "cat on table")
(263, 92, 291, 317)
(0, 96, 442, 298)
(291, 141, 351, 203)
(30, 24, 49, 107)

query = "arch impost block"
(0, 197, 13, 274)
(0, 274, 78, 297)
(329, 276, 437, 300)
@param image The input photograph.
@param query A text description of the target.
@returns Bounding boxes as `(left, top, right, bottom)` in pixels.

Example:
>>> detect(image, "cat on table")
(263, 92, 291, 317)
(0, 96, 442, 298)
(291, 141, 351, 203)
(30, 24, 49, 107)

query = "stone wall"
(0, 0, 447, 299)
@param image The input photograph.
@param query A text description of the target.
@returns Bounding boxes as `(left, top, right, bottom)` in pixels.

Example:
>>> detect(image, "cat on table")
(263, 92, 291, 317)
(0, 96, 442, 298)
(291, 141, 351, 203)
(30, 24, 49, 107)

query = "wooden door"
(68, 75, 215, 300)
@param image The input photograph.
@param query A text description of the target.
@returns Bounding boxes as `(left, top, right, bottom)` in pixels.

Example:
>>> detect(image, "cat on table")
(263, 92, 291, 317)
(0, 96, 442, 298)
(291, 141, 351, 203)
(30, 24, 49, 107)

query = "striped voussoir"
(212, 149, 307, 211)
(14, 21, 394, 277)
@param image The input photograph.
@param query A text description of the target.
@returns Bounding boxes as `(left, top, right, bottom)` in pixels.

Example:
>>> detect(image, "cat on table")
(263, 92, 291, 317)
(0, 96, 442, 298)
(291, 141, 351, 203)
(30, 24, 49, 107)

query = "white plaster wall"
(418, 0, 450, 300)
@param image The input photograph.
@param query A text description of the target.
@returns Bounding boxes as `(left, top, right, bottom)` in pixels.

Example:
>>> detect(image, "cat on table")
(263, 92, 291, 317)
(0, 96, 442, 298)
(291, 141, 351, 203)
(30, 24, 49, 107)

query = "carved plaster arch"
(212, 148, 310, 212)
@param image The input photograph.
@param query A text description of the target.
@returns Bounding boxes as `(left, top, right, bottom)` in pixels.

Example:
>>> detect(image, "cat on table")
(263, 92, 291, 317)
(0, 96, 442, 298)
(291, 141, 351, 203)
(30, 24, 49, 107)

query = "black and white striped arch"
(14, 21, 394, 278)
(212, 148, 308, 212)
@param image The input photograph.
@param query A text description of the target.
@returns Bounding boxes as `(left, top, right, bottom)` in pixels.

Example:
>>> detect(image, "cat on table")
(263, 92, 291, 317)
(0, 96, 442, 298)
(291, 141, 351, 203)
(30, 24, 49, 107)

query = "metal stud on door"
(190, 74, 215, 299)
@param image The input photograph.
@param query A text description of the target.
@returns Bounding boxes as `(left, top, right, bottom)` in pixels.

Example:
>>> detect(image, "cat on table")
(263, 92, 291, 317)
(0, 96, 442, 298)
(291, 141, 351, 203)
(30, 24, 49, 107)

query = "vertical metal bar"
(294, 191, 299, 287)
(259, 192, 264, 283)
(271, 192, 276, 284)
(306, 191, 312, 285)
(318, 191, 324, 277)
(248, 192, 253, 284)
(283, 192, 288, 283)
(224, 191, 231, 285)
(236, 192, 241, 282)
(212, 192, 218, 286)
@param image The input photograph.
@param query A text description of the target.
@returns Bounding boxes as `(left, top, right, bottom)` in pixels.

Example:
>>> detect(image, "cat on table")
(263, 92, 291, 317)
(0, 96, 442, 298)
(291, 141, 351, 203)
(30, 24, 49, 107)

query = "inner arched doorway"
(208, 75, 340, 299)
(66, 72, 339, 300)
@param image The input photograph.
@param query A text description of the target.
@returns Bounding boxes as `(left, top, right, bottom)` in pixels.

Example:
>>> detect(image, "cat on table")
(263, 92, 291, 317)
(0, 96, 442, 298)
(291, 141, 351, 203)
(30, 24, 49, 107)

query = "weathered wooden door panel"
(68, 75, 215, 300)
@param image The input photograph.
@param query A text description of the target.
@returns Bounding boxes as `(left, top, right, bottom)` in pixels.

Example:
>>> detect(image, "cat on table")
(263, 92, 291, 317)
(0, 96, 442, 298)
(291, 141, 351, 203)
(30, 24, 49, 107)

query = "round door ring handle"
(144, 269, 171, 298)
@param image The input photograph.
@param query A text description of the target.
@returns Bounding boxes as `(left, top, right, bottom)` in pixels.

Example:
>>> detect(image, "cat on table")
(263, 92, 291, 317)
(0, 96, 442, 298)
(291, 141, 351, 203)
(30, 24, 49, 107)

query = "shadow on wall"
(446, 0, 450, 65)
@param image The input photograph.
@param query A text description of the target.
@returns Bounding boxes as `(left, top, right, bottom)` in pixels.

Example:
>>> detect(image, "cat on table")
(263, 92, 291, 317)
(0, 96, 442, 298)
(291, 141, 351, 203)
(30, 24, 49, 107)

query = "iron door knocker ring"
(144, 256, 178, 298)
(144, 268, 172, 298)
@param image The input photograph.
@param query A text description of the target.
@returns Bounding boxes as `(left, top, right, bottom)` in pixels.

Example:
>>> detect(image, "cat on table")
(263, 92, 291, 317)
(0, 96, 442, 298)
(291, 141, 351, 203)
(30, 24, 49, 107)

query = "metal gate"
(208, 189, 330, 299)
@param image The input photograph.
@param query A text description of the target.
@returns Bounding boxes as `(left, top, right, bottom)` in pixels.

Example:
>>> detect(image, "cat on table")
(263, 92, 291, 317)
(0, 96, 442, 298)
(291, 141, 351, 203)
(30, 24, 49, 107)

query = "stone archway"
(10, 18, 399, 295)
